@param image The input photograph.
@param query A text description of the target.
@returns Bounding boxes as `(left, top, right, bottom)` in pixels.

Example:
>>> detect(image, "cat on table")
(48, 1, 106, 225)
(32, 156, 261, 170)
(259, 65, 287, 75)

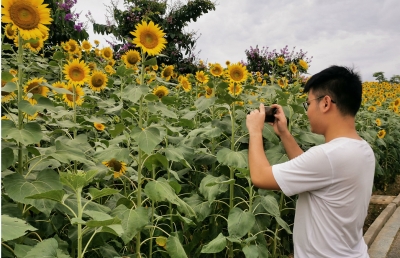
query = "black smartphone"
(264, 106, 277, 123)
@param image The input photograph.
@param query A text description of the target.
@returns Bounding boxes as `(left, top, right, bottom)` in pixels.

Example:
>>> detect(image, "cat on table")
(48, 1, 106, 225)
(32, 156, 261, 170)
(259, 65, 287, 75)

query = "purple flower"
(65, 13, 73, 21)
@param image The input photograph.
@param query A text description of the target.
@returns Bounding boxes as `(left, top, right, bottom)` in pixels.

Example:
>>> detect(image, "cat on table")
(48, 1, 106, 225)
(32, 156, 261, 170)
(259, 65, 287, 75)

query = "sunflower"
(298, 59, 308, 70)
(210, 63, 223, 77)
(64, 39, 80, 54)
(204, 86, 214, 98)
(368, 106, 376, 112)
(153, 85, 169, 99)
(81, 40, 92, 52)
(277, 77, 288, 88)
(394, 98, 400, 107)
(107, 59, 116, 67)
(94, 122, 105, 131)
(94, 39, 100, 45)
(226, 60, 231, 66)
(374, 100, 382, 106)
(51, 81, 67, 94)
(88, 62, 97, 71)
(256, 71, 261, 77)
(63, 59, 90, 85)
(180, 76, 192, 92)
(228, 82, 243, 96)
(375, 118, 382, 127)
(152, 65, 158, 71)
(262, 80, 267, 86)
(130, 20, 167, 56)
(276, 57, 285, 67)
(161, 65, 174, 81)
(1, 0, 52, 40)
(24, 37, 44, 52)
(89, 71, 108, 92)
(257, 77, 263, 83)
(63, 84, 84, 107)
(9, 69, 17, 76)
(122, 49, 141, 68)
(103, 158, 127, 178)
(4, 23, 17, 39)
(227, 63, 248, 83)
(289, 63, 298, 74)
(195, 71, 209, 84)
(101, 47, 113, 60)
(2, 80, 16, 103)
(104, 65, 114, 74)
(377, 129, 386, 139)
(23, 77, 48, 104)
(24, 111, 38, 121)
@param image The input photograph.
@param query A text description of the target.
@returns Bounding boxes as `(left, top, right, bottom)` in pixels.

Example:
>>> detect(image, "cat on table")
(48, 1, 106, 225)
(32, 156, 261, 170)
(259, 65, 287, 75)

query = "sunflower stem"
(73, 86, 78, 173)
(135, 51, 146, 257)
(17, 32, 24, 175)
(76, 187, 83, 258)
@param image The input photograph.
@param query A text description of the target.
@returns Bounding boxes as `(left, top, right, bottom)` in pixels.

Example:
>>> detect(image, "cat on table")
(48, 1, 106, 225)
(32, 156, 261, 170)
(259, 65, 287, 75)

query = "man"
(246, 66, 375, 257)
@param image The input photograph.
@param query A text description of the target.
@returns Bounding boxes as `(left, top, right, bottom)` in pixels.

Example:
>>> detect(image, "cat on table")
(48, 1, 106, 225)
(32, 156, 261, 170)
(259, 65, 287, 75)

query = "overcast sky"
(75, 0, 400, 82)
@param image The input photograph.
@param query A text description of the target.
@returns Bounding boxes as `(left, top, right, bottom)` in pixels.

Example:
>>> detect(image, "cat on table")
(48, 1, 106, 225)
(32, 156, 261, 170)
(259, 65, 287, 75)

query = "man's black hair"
(304, 65, 362, 116)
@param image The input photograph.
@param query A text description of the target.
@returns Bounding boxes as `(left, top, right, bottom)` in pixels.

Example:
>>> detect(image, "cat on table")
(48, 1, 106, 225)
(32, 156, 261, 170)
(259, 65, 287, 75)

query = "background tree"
(90, 0, 215, 74)
(45, 0, 89, 45)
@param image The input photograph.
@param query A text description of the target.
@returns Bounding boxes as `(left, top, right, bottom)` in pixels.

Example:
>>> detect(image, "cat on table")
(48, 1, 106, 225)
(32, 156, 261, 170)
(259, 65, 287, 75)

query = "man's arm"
(247, 103, 280, 190)
(248, 131, 280, 190)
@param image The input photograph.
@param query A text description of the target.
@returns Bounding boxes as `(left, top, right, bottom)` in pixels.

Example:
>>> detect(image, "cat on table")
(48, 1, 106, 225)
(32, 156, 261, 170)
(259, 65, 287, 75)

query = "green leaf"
(144, 178, 196, 217)
(24, 238, 70, 258)
(194, 96, 216, 112)
(122, 85, 148, 103)
(1, 214, 38, 241)
(26, 190, 65, 203)
(88, 188, 120, 200)
(59, 170, 97, 192)
(2, 82, 17, 92)
(260, 195, 280, 217)
(48, 140, 94, 166)
(2, 147, 14, 171)
(183, 194, 211, 222)
(143, 153, 169, 170)
(228, 207, 256, 238)
(199, 175, 229, 203)
(166, 234, 188, 258)
(99, 224, 124, 237)
(14, 244, 33, 258)
(95, 146, 130, 163)
(201, 233, 226, 253)
(262, 124, 280, 144)
(84, 210, 122, 228)
(216, 148, 248, 168)
(7, 122, 43, 145)
(3, 170, 63, 216)
(149, 102, 178, 118)
(131, 127, 162, 155)
(242, 245, 269, 258)
(1, 71, 13, 81)
(120, 207, 149, 244)
(298, 132, 324, 145)
(275, 216, 292, 234)
(53, 51, 65, 60)
(1, 119, 16, 136)
(163, 145, 192, 168)
(142, 57, 157, 66)
(109, 123, 125, 138)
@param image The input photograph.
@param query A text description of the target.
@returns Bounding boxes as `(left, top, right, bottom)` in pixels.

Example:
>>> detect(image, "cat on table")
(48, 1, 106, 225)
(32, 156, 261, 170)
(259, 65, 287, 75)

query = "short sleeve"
(272, 146, 333, 196)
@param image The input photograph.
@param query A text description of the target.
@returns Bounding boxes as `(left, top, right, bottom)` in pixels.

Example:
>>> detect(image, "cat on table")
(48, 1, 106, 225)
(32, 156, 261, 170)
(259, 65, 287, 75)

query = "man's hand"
(246, 103, 266, 134)
(270, 104, 289, 137)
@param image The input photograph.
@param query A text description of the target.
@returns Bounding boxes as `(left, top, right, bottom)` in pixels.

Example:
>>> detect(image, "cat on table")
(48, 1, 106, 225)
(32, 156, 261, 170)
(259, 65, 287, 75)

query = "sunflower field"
(1, 1, 400, 258)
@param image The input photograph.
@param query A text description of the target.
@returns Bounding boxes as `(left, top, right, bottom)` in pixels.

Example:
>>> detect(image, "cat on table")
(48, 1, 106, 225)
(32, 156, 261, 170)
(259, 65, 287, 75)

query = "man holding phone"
(246, 65, 374, 257)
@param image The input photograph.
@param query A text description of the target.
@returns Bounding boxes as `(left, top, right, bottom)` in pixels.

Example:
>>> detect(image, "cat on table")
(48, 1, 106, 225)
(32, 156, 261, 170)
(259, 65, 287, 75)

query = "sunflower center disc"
(10, 3, 40, 30)
(143, 33, 158, 49)
(93, 76, 104, 87)
(70, 68, 84, 81)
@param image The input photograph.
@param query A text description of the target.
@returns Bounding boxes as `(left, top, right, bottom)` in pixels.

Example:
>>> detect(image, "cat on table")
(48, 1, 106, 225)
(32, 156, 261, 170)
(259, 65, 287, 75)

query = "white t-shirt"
(272, 137, 375, 258)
